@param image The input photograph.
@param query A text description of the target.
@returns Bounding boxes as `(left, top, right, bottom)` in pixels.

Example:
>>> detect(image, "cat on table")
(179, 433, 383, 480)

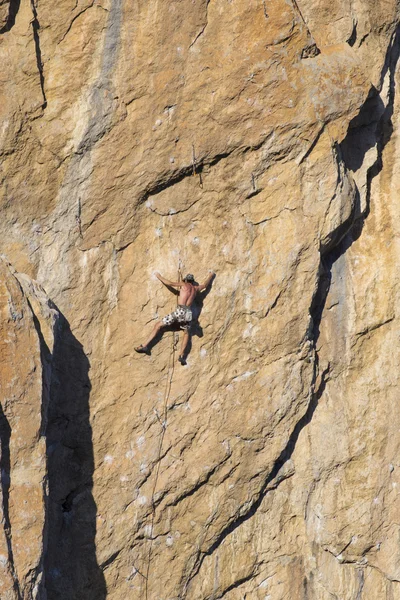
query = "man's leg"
(178, 329, 191, 363)
(143, 321, 164, 348)
(135, 321, 164, 353)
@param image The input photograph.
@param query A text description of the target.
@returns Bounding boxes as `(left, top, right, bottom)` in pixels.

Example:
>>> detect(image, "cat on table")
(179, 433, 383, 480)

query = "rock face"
(0, 0, 400, 598)
(0, 258, 57, 599)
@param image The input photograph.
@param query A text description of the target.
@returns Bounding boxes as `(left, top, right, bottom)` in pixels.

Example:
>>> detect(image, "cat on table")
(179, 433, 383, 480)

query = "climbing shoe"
(134, 345, 150, 355)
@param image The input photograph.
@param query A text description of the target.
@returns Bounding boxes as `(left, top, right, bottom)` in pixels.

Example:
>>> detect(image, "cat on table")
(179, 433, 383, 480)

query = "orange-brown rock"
(0, 258, 58, 599)
(0, 1, 399, 599)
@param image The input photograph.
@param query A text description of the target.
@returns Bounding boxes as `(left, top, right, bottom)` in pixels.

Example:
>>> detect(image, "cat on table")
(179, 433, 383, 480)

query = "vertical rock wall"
(0, 1, 399, 598)
(0, 258, 57, 599)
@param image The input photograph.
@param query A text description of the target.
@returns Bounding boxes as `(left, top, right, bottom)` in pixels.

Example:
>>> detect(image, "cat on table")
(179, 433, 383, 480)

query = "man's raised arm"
(155, 272, 185, 288)
(197, 270, 215, 291)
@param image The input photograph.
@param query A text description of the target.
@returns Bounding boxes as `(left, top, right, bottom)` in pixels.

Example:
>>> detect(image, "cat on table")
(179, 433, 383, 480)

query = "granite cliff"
(0, 0, 400, 598)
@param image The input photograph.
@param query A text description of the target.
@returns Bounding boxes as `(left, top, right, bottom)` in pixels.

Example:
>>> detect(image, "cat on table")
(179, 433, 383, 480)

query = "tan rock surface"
(0, 1, 400, 598)
(0, 258, 58, 599)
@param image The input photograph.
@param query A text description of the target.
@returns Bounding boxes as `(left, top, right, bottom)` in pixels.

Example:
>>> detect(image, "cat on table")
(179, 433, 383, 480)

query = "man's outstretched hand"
(197, 270, 215, 291)
(154, 272, 180, 288)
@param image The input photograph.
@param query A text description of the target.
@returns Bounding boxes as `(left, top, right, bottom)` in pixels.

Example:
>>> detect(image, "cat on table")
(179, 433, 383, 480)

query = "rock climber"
(134, 270, 215, 365)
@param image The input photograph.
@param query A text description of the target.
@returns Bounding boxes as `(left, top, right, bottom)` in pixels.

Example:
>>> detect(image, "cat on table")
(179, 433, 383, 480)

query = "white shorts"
(162, 305, 193, 330)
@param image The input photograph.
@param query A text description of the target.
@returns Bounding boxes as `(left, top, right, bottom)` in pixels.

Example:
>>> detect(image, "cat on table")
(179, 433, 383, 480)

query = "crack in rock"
(189, 0, 211, 49)
(180, 365, 329, 596)
(30, 0, 47, 109)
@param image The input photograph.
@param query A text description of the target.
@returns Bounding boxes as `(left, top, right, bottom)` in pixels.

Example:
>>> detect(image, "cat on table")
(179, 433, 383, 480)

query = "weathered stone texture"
(0, 258, 58, 599)
(0, 0, 400, 598)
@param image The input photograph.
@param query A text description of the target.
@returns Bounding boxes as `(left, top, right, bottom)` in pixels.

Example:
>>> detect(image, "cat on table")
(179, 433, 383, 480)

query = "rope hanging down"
(143, 261, 182, 600)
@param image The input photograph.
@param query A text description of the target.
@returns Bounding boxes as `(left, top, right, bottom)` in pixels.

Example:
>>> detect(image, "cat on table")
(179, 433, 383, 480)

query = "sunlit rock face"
(0, 1, 399, 598)
(0, 258, 58, 599)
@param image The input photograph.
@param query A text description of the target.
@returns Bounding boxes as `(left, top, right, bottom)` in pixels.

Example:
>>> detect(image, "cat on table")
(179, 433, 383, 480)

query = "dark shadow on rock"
(0, 0, 21, 33)
(181, 321, 204, 364)
(340, 88, 386, 172)
(0, 405, 22, 598)
(189, 32, 400, 588)
(310, 27, 400, 332)
(145, 321, 199, 361)
(181, 29, 400, 589)
(30, 0, 47, 108)
(310, 25, 400, 346)
(341, 26, 400, 195)
(43, 312, 106, 600)
(313, 24, 400, 338)
(145, 323, 170, 353)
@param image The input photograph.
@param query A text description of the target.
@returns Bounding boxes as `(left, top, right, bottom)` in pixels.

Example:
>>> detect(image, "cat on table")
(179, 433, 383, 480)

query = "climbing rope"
(143, 262, 183, 600)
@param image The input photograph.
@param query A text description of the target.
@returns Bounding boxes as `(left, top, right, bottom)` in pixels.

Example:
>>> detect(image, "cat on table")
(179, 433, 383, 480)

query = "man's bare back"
(178, 282, 198, 306)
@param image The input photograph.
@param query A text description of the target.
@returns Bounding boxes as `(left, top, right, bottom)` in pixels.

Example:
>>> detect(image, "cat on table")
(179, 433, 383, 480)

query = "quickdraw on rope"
(191, 143, 203, 189)
(143, 261, 182, 600)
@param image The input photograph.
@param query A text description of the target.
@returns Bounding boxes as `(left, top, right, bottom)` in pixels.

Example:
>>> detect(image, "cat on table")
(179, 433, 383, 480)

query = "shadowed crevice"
(215, 570, 259, 599)
(0, 406, 22, 599)
(180, 24, 400, 597)
(310, 24, 400, 343)
(189, 0, 210, 49)
(23, 298, 53, 596)
(30, 0, 47, 109)
(347, 21, 357, 47)
(340, 26, 400, 208)
(180, 365, 329, 597)
(0, 0, 20, 33)
(20, 294, 105, 599)
(43, 312, 106, 600)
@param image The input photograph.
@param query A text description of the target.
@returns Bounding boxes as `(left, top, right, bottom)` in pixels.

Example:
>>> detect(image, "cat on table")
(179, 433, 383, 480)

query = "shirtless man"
(135, 271, 215, 364)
